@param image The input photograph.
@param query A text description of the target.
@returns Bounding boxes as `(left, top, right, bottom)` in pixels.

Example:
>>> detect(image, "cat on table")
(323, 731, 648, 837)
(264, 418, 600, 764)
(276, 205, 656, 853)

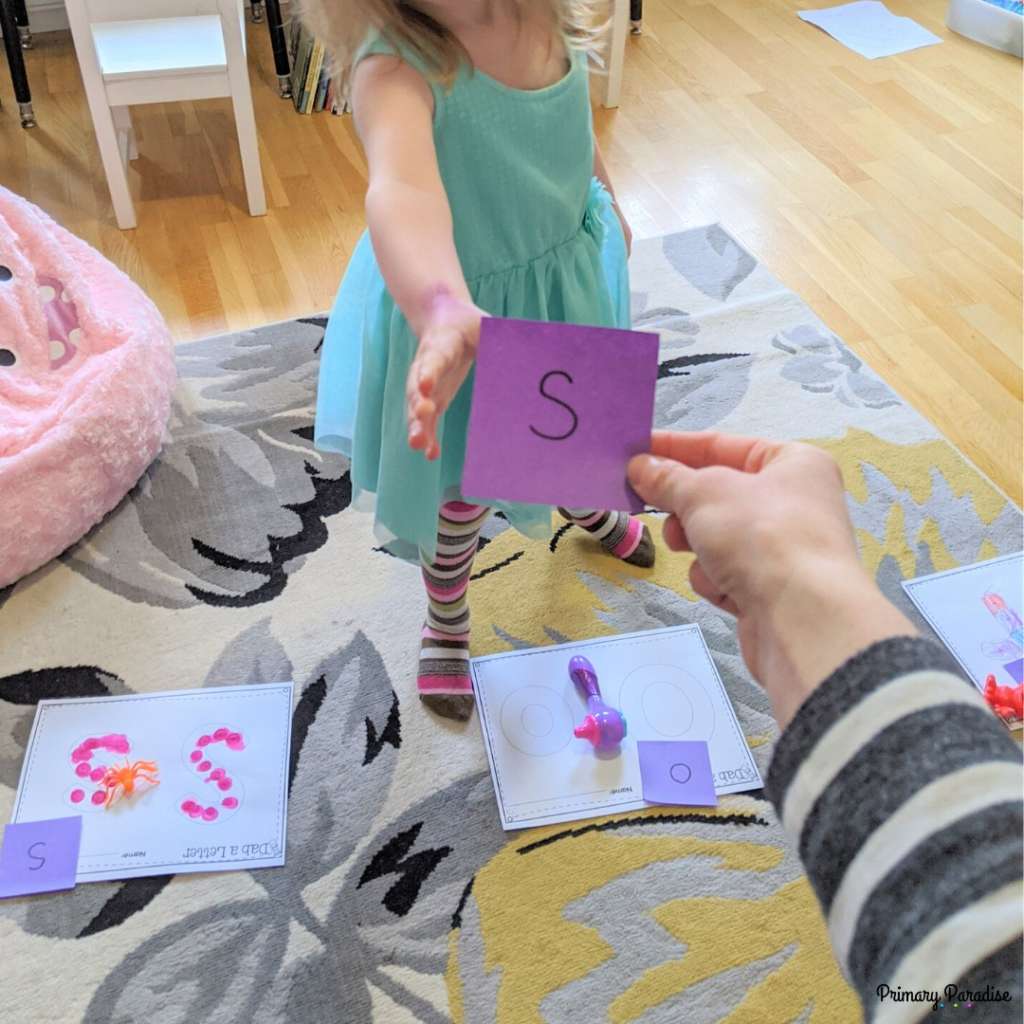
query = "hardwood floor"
(1, 0, 1020, 499)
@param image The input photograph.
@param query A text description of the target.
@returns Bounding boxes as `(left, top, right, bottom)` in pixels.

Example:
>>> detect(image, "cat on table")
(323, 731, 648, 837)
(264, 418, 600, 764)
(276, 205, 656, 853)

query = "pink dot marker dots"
(197, 735, 212, 747)
(226, 733, 244, 751)
(222, 797, 238, 809)
(90, 767, 106, 783)
(198, 760, 212, 772)
(83, 738, 99, 750)
(188, 805, 201, 818)
(202, 807, 218, 822)
(181, 800, 196, 814)
(71, 789, 85, 803)
(75, 762, 91, 778)
(71, 748, 90, 763)
(217, 778, 232, 791)
(190, 750, 202, 763)
(91, 791, 106, 806)
(209, 768, 225, 781)
(213, 728, 229, 741)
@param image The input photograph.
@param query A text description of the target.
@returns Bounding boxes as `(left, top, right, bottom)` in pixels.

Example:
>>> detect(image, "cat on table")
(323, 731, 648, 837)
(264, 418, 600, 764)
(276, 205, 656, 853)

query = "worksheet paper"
(798, 2, 942, 59)
(903, 552, 1024, 692)
(10, 683, 293, 882)
(471, 626, 762, 830)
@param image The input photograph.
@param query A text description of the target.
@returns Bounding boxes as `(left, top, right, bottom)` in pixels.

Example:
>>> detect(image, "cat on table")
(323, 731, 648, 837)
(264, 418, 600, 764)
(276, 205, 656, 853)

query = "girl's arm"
(593, 137, 632, 256)
(353, 56, 482, 460)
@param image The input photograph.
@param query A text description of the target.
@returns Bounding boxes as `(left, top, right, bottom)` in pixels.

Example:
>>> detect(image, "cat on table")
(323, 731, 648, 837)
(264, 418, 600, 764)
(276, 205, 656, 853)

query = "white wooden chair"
(597, 0, 629, 109)
(66, 0, 266, 229)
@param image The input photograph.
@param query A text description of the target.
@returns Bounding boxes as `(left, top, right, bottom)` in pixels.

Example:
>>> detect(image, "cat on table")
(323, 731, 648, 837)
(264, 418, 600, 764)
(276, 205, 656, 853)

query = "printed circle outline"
(616, 663, 716, 741)
(499, 686, 574, 757)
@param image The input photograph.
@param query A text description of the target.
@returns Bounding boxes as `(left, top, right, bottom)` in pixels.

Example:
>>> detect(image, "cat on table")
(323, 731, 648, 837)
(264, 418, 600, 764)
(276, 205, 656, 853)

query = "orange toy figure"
(983, 675, 1024, 724)
(101, 759, 160, 808)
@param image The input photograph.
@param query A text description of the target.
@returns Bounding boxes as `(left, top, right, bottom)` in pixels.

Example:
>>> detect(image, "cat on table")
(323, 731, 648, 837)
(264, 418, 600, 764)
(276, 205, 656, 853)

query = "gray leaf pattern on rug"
(82, 628, 401, 1023)
(88, 898, 290, 1024)
(772, 325, 899, 409)
(662, 225, 757, 302)
(324, 772, 507, 1022)
(632, 291, 700, 341)
(654, 351, 754, 431)
(261, 630, 401, 898)
(202, 620, 294, 689)
(62, 322, 352, 610)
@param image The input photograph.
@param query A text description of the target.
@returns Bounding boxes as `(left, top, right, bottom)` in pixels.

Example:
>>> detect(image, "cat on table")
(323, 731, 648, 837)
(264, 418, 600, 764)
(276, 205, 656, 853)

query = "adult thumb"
(628, 455, 697, 517)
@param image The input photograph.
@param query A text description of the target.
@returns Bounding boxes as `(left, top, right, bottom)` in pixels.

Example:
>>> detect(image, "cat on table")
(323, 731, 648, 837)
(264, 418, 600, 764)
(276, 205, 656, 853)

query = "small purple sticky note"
(0, 816, 82, 899)
(462, 317, 659, 512)
(638, 740, 718, 806)
(1004, 659, 1024, 685)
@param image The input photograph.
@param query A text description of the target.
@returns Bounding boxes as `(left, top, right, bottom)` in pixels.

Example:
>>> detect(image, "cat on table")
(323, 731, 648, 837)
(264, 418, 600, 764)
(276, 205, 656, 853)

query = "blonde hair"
(298, 0, 606, 87)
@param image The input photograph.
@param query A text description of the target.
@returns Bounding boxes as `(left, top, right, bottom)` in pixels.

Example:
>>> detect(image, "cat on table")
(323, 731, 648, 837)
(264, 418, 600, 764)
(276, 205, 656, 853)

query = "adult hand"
(629, 431, 915, 727)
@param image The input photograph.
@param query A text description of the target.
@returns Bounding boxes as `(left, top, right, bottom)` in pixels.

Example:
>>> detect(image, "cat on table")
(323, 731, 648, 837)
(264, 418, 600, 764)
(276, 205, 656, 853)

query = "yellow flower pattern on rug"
(447, 804, 859, 1022)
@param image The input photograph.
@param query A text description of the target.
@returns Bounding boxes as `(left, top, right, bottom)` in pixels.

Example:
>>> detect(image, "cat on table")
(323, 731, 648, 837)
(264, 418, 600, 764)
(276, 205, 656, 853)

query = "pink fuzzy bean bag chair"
(0, 187, 176, 589)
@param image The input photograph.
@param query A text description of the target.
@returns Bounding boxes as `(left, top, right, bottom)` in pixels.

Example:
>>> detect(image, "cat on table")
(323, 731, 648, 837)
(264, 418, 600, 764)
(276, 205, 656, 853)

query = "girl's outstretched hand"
(407, 291, 484, 460)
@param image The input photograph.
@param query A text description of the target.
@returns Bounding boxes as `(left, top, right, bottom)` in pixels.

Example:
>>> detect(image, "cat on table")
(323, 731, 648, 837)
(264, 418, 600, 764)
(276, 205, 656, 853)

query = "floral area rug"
(1, 225, 1020, 1023)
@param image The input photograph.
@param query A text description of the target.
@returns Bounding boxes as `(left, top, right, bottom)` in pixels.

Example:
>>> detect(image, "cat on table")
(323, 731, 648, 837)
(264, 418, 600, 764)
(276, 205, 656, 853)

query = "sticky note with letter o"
(461, 318, 659, 511)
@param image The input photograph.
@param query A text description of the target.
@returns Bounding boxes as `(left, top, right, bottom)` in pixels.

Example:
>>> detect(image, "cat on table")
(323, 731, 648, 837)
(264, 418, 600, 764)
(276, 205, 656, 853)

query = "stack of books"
(288, 20, 349, 114)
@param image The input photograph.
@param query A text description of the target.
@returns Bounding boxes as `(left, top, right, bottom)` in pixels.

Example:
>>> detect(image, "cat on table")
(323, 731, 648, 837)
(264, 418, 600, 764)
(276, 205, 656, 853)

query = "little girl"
(310, 0, 655, 720)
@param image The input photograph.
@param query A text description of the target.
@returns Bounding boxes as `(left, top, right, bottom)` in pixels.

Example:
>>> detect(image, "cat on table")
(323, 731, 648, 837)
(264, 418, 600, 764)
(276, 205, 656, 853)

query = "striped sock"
(558, 508, 656, 568)
(418, 501, 490, 721)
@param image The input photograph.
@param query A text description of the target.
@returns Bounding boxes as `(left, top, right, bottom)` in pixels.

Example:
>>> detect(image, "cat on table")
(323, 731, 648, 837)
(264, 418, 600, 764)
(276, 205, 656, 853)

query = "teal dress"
(314, 38, 630, 561)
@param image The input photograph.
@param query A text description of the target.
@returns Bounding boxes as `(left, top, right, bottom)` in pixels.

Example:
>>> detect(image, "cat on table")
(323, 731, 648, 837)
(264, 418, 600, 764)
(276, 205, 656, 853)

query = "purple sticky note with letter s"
(462, 317, 659, 512)
(0, 816, 82, 898)
(638, 740, 718, 806)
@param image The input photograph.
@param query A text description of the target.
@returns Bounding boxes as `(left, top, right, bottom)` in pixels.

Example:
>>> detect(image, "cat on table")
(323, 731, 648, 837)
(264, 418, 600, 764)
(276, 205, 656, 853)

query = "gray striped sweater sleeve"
(765, 636, 1023, 1023)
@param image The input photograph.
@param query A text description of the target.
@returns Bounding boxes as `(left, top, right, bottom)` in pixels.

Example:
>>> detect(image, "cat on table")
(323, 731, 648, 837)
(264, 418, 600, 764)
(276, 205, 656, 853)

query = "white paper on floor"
(10, 682, 293, 882)
(470, 625, 762, 830)
(798, 1, 942, 59)
(903, 552, 1024, 693)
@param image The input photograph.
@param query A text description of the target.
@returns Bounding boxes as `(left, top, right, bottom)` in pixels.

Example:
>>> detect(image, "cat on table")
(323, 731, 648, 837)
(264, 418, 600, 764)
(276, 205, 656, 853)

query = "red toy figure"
(983, 675, 1024, 723)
